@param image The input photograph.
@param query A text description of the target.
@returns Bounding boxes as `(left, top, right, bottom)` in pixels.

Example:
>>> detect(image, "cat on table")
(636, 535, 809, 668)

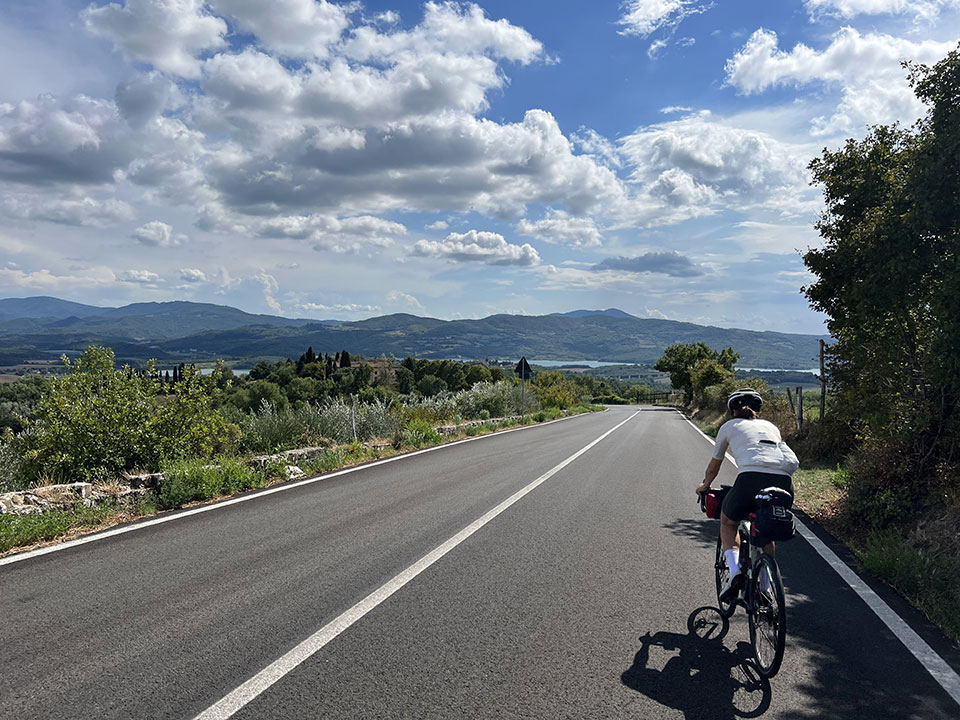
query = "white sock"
(725, 549, 740, 576)
(759, 572, 771, 592)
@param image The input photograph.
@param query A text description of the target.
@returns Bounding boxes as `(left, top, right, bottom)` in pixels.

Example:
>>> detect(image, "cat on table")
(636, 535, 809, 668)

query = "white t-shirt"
(712, 418, 799, 477)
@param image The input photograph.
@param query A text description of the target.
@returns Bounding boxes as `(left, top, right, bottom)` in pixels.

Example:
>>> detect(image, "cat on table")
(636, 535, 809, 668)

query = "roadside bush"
(403, 418, 442, 448)
(18, 347, 235, 484)
(792, 415, 856, 465)
(158, 456, 262, 509)
(240, 401, 315, 453)
(452, 381, 520, 419)
(593, 394, 629, 405)
(837, 440, 920, 532)
(402, 393, 459, 425)
(533, 371, 580, 409)
(0, 431, 31, 492)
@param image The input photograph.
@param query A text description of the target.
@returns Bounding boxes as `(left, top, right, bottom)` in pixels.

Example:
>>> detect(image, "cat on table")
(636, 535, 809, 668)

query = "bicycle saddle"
(755, 486, 793, 508)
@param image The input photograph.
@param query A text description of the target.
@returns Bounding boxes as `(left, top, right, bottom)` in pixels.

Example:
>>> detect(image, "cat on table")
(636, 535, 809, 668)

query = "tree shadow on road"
(621, 607, 771, 719)
(665, 517, 718, 549)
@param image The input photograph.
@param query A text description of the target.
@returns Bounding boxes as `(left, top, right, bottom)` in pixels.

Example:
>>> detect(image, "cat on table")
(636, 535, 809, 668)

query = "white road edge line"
(677, 410, 960, 708)
(0, 410, 596, 568)
(192, 410, 639, 720)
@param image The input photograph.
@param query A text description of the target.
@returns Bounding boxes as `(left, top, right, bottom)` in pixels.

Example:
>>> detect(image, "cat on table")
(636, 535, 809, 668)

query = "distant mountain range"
(0, 296, 827, 369)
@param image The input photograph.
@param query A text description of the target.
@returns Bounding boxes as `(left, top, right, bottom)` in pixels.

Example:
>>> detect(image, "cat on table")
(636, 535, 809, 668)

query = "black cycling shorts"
(721, 471, 794, 522)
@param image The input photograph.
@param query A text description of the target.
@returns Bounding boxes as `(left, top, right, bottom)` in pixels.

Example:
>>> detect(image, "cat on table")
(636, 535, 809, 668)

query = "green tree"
(803, 45, 960, 490)
(654, 343, 739, 400)
(21, 347, 234, 482)
(417, 375, 447, 397)
(396, 366, 415, 394)
(533, 370, 581, 409)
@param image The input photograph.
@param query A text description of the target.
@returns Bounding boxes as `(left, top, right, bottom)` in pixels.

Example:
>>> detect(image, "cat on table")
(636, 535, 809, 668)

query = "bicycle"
(700, 485, 794, 678)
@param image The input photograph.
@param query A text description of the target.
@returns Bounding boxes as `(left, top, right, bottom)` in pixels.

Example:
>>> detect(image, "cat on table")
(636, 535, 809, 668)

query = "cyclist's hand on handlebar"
(696, 481, 710, 496)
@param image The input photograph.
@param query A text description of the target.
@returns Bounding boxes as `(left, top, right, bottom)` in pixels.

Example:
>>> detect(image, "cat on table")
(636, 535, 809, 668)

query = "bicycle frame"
(734, 513, 763, 613)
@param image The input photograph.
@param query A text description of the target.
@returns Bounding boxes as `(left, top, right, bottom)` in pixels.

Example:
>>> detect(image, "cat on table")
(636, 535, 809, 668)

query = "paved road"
(2, 407, 958, 719)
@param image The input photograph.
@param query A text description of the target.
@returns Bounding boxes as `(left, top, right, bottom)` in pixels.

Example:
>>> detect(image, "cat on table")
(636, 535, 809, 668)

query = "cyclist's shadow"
(621, 607, 772, 719)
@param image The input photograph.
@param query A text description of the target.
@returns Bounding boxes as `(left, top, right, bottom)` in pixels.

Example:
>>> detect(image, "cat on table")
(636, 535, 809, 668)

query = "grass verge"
(792, 464, 960, 645)
(0, 496, 158, 554)
(0, 405, 602, 557)
(856, 532, 960, 644)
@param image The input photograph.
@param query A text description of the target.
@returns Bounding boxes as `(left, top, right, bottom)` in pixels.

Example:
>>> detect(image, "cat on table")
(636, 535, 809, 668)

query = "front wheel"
(749, 553, 786, 678)
(715, 535, 735, 618)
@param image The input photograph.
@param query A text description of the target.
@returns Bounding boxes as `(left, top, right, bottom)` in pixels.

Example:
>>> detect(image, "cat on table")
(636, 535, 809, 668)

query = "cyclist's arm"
(699, 457, 723, 494)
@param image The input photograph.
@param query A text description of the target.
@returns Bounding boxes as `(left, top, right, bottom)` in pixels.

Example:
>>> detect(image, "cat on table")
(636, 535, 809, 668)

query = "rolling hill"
(0, 297, 827, 369)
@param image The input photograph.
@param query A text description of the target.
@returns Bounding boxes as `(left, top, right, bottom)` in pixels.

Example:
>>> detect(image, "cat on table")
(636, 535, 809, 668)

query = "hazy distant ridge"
(0, 297, 826, 368)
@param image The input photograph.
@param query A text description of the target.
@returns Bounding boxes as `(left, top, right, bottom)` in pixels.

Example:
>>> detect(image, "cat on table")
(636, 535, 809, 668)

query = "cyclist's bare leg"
(763, 541, 775, 556)
(720, 511, 739, 551)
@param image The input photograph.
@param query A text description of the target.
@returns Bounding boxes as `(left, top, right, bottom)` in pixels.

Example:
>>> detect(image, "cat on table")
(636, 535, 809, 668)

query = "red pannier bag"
(703, 485, 732, 519)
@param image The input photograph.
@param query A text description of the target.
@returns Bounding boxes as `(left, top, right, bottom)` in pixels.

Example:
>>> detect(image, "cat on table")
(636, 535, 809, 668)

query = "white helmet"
(727, 388, 763, 413)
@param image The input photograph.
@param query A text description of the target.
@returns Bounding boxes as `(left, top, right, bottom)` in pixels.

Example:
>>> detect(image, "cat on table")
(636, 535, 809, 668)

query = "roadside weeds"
(0, 406, 601, 558)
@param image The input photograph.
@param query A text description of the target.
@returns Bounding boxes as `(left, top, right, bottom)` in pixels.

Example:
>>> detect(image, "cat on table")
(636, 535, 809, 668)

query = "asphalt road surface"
(2, 406, 958, 719)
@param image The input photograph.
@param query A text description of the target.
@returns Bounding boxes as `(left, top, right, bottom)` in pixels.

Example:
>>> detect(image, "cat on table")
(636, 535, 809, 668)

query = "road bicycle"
(700, 486, 793, 678)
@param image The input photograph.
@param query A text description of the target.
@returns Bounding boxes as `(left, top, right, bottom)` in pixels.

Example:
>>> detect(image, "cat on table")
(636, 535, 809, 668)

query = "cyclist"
(696, 389, 799, 602)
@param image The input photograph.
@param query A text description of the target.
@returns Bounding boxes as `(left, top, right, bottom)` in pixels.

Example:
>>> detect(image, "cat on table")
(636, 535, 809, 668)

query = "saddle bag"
(753, 486, 795, 542)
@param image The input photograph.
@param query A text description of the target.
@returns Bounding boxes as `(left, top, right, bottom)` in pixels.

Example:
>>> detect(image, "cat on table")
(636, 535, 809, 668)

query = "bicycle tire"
(715, 534, 736, 618)
(749, 553, 787, 678)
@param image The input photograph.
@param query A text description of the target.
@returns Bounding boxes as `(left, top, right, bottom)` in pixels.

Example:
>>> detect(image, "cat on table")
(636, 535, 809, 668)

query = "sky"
(0, 1, 958, 334)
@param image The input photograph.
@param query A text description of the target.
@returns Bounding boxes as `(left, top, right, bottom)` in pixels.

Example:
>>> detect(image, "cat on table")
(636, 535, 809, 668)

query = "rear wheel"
(749, 553, 786, 678)
(715, 534, 735, 618)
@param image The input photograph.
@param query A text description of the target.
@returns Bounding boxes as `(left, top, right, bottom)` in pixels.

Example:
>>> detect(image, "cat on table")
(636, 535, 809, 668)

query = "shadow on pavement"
(621, 607, 772, 719)
(666, 517, 719, 549)
(771, 552, 960, 720)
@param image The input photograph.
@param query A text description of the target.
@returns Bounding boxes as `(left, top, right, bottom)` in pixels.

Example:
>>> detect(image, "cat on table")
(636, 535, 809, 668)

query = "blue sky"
(1, 1, 958, 334)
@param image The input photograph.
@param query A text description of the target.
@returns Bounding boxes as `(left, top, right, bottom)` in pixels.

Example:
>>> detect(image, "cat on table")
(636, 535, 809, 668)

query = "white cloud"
(132, 220, 188, 247)
(297, 301, 381, 314)
(803, 0, 958, 20)
(343, 2, 543, 65)
(724, 28, 955, 135)
(619, 111, 816, 220)
(647, 39, 668, 59)
(387, 289, 425, 310)
(0, 266, 116, 289)
(256, 214, 408, 253)
(209, 110, 626, 219)
(118, 269, 161, 283)
(413, 230, 541, 266)
(618, 1, 713, 37)
(82, 0, 227, 79)
(0, 94, 135, 185)
(572, 127, 623, 169)
(254, 271, 281, 313)
(210, 0, 350, 59)
(179, 268, 207, 283)
(516, 209, 603, 248)
(426, 220, 449, 230)
(2, 194, 134, 227)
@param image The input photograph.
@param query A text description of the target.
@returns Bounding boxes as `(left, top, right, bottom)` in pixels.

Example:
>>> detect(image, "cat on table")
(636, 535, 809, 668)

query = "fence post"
(786, 386, 795, 414)
(351, 394, 357, 442)
(819, 338, 827, 420)
(796, 386, 803, 432)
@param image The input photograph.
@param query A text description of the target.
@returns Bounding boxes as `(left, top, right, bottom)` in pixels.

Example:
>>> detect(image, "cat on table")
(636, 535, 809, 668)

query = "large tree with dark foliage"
(804, 46, 960, 500)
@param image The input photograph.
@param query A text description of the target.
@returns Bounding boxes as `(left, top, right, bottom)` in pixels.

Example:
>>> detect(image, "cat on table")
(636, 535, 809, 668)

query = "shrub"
(403, 418, 442, 448)
(451, 381, 523, 419)
(158, 456, 263, 509)
(533, 371, 581, 409)
(18, 347, 235, 483)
